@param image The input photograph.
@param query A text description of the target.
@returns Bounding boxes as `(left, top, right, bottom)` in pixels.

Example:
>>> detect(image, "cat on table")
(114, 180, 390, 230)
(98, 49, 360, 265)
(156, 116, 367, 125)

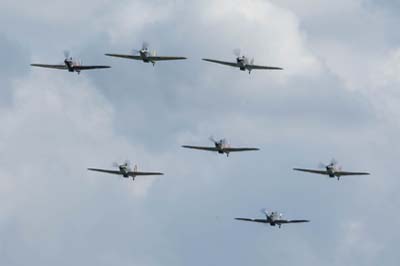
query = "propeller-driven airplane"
(293, 159, 370, 180)
(235, 209, 310, 228)
(87, 161, 163, 181)
(105, 42, 187, 66)
(202, 49, 283, 74)
(182, 136, 259, 157)
(31, 51, 110, 74)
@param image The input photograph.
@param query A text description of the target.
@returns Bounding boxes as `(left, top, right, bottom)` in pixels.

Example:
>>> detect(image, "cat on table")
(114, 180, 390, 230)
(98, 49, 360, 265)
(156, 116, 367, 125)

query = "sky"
(0, 0, 399, 265)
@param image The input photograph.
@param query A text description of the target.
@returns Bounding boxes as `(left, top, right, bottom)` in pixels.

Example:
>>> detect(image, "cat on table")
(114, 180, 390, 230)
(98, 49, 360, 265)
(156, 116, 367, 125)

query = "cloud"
(0, 1, 399, 266)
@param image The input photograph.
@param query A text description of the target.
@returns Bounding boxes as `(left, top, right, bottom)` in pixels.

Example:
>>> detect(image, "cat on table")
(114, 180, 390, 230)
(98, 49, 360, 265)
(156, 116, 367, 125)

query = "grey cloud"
(363, 0, 400, 13)
(0, 35, 29, 106)
(0, 1, 399, 266)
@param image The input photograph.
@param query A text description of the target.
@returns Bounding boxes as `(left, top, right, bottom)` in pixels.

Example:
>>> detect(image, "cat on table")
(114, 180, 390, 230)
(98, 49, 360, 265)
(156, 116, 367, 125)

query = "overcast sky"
(0, 1, 399, 265)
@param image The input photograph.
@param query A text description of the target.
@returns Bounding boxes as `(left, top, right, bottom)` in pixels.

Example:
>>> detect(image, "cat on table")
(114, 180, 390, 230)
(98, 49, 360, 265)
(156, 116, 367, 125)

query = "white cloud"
(1, 1, 400, 265)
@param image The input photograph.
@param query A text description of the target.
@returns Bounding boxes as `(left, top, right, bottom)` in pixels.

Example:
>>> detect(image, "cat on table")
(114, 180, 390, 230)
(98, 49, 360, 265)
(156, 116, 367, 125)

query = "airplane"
(105, 42, 187, 66)
(202, 49, 283, 74)
(293, 159, 370, 180)
(31, 51, 111, 74)
(235, 209, 310, 228)
(181, 136, 259, 157)
(87, 161, 163, 181)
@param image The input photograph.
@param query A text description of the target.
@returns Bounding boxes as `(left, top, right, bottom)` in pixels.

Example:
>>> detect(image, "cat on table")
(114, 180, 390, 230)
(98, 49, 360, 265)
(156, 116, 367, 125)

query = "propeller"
(132, 49, 140, 55)
(112, 162, 120, 168)
(318, 162, 326, 169)
(124, 160, 131, 166)
(250, 58, 254, 65)
(233, 48, 241, 57)
(142, 41, 149, 50)
(209, 136, 218, 144)
(260, 208, 270, 218)
(221, 138, 228, 146)
(330, 158, 338, 166)
(63, 50, 70, 59)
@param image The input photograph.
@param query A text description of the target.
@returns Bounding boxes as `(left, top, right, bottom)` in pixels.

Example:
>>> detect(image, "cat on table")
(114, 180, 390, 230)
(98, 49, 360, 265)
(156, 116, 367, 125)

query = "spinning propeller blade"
(209, 136, 218, 144)
(233, 48, 241, 57)
(63, 50, 70, 59)
(260, 208, 269, 218)
(142, 41, 149, 50)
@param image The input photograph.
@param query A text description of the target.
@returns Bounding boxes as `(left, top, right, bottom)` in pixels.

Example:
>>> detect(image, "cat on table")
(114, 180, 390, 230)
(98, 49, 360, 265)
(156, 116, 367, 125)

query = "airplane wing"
(275, 219, 310, 224)
(235, 218, 267, 223)
(87, 168, 122, 175)
(247, 64, 283, 70)
(75, 65, 110, 70)
(202, 58, 238, 67)
(336, 171, 370, 176)
(74, 66, 111, 71)
(105, 54, 143, 60)
(147, 56, 186, 61)
(224, 147, 260, 152)
(31, 64, 68, 70)
(293, 168, 329, 175)
(130, 171, 164, 176)
(181, 145, 219, 152)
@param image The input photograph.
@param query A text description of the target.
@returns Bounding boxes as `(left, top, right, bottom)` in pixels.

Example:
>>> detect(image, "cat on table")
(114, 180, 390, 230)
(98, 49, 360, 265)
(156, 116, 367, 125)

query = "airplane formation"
(29, 42, 371, 229)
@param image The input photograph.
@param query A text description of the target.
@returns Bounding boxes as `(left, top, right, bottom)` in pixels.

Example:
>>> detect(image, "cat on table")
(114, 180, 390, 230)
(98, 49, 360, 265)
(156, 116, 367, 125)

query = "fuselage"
(267, 212, 283, 226)
(64, 59, 74, 72)
(119, 165, 130, 178)
(236, 56, 248, 71)
(139, 49, 156, 65)
(64, 58, 81, 73)
(326, 165, 338, 177)
(214, 140, 230, 156)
